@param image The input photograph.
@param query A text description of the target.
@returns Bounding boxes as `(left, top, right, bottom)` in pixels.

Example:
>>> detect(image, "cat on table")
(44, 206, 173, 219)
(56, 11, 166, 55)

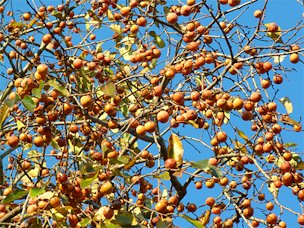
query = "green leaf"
(11, 22, 26, 29)
(79, 218, 91, 227)
(191, 159, 209, 170)
(113, 212, 133, 226)
(52, 11, 62, 19)
(120, 104, 128, 117)
(51, 208, 65, 221)
(96, 42, 103, 53)
(167, 133, 184, 166)
(21, 95, 36, 112)
(47, 80, 69, 96)
(154, 171, 170, 180)
(50, 139, 60, 149)
(296, 162, 304, 170)
(0, 104, 10, 130)
(2, 189, 28, 203)
(154, 35, 165, 48)
(180, 214, 204, 228)
(279, 97, 293, 114)
(150, 58, 158, 69)
(100, 81, 116, 97)
(32, 81, 44, 98)
(190, 160, 223, 178)
(156, 220, 168, 228)
(265, 24, 283, 44)
(140, 67, 150, 74)
(4, 93, 20, 107)
(149, 31, 165, 48)
(100, 222, 121, 228)
(29, 187, 45, 198)
(77, 71, 92, 92)
(80, 172, 98, 189)
(235, 128, 248, 140)
(117, 155, 130, 164)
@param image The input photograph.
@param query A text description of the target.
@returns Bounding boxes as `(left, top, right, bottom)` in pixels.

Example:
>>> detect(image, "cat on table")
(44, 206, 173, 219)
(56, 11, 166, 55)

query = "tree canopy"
(0, 0, 303, 227)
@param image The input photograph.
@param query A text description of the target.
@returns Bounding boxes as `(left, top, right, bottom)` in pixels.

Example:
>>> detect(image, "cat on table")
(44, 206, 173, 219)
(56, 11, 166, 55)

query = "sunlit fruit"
(191, 91, 200, 101)
(233, 97, 243, 110)
(263, 62, 272, 72)
(144, 121, 156, 133)
(136, 125, 146, 136)
(103, 206, 114, 219)
(50, 197, 61, 208)
(42, 34, 52, 44)
(266, 213, 277, 225)
(100, 181, 114, 195)
(228, 0, 240, 6)
(26, 204, 38, 214)
(261, 79, 271, 88)
(165, 158, 177, 169)
(3, 187, 13, 196)
(187, 203, 197, 212)
(172, 92, 184, 104)
(73, 58, 83, 69)
(80, 95, 93, 108)
(157, 110, 169, 123)
(243, 207, 254, 218)
(266, 202, 274, 211)
(205, 197, 215, 207)
(155, 200, 168, 213)
(37, 64, 48, 75)
(195, 181, 202, 189)
(267, 23, 278, 32)
(290, 53, 299, 63)
(298, 215, 304, 225)
(216, 131, 227, 142)
(7, 135, 19, 148)
(33, 136, 44, 147)
(120, 6, 131, 16)
(168, 196, 179, 206)
(250, 92, 262, 102)
(166, 13, 178, 24)
(254, 10, 262, 18)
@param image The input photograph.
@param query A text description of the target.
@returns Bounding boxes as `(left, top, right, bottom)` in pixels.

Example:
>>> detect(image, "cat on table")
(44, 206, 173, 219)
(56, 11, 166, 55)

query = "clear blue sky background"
(0, 0, 303, 227)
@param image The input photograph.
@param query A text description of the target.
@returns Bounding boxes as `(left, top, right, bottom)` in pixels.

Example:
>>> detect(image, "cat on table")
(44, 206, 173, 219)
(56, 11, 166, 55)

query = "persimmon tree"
(0, 0, 303, 227)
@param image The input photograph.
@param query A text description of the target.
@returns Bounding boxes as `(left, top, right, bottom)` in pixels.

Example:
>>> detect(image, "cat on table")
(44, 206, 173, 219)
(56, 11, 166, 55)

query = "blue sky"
(0, 0, 303, 227)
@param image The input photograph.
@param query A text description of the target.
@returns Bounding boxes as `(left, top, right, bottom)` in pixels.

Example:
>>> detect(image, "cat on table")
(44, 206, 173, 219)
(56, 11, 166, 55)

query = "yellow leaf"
(188, 120, 199, 128)
(0, 104, 10, 130)
(27, 17, 38, 28)
(280, 97, 293, 114)
(235, 128, 248, 140)
(17, 120, 25, 130)
(107, 9, 115, 21)
(200, 210, 211, 226)
(167, 133, 184, 165)
(265, 24, 283, 43)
